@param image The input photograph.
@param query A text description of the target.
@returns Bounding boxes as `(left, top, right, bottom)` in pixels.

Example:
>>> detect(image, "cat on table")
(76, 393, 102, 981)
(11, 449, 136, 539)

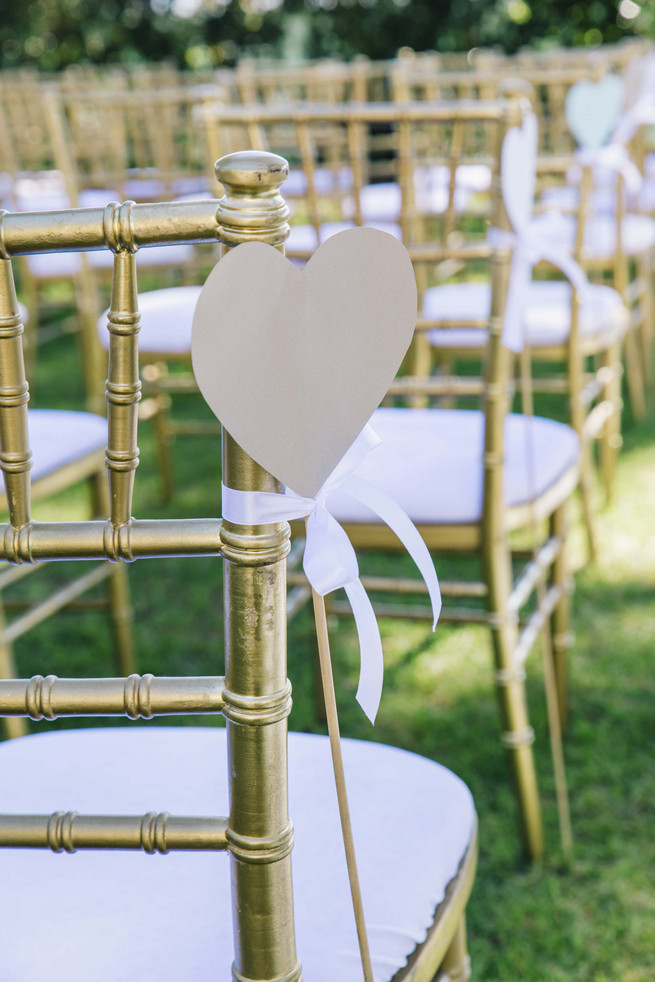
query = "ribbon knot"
(222, 424, 441, 724)
(488, 212, 589, 354)
(574, 143, 643, 198)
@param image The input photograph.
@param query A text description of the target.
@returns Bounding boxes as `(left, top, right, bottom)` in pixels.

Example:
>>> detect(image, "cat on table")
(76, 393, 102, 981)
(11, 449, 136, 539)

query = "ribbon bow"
(221, 424, 441, 724)
(573, 142, 643, 199)
(488, 112, 589, 353)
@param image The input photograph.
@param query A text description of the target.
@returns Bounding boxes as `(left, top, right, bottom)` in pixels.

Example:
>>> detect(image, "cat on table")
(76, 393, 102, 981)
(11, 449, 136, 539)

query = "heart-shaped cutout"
(501, 111, 538, 231)
(566, 74, 625, 150)
(192, 227, 417, 497)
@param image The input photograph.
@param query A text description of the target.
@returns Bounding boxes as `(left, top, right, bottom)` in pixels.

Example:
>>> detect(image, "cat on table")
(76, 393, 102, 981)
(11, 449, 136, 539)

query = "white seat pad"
(554, 212, 655, 257)
(0, 726, 475, 982)
(97, 285, 201, 355)
(285, 166, 354, 196)
(424, 280, 626, 348)
(286, 220, 401, 253)
(25, 409, 106, 483)
(328, 407, 579, 525)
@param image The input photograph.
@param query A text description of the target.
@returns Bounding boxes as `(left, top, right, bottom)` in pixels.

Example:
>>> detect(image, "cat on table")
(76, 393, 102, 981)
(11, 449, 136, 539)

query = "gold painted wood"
(216, 151, 301, 982)
(0, 518, 222, 562)
(0, 674, 225, 719)
(0, 813, 229, 852)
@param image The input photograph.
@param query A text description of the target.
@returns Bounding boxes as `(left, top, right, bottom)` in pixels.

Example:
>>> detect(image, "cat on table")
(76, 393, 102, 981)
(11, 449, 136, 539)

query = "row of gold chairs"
(0, 40, 654, 976)
(1, 55, 654, 824)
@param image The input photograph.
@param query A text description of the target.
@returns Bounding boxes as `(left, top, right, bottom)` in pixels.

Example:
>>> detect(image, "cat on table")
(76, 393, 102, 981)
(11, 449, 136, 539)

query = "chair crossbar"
(2, 562, 112, 644)
(514, 584, 562, 666)
(0, 813, 229, 853)
(508, 535, 562, 614)
(0, 199, 221, 257)
(582, 400, 618, 442)
(0, 674, 225, 719)
(0, 518, 223, 563)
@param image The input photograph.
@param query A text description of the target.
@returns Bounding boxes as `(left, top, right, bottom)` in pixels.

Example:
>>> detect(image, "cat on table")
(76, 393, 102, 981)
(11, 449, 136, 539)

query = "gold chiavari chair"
(0, 150, 477, 982)
(292, 98, 580, 861)
(422, 107, 628, 557)
(538, 75, 655, 428)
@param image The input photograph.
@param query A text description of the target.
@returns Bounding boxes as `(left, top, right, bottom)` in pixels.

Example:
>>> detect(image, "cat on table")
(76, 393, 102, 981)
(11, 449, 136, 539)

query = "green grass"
(5, 318, 655, 981)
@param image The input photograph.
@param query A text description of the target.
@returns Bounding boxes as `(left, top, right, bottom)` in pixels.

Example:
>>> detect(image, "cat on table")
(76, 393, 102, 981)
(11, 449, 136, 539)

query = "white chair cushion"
(344, 169, 484, 224)
(0, 726, 475, 982)
(26, 243, 196, 277)
(539, 185, 618, 213)
(286, 220, 402, 254)
(25, 409, 106, 483)
(97, 285, 201, 355)
(328, 407, 579, 525)
(637, 177, 655, 213)
(424, 280, 626, 348)
(285, 166, 354, 196)
(554, 212, 655, 257)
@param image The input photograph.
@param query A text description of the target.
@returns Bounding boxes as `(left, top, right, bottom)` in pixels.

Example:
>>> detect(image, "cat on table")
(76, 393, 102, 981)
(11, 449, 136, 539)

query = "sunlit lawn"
(5, 315, 655, 981)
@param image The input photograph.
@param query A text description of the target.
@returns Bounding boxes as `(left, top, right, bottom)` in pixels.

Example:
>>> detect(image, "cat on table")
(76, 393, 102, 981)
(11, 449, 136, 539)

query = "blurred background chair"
(278, 98, 579, 861)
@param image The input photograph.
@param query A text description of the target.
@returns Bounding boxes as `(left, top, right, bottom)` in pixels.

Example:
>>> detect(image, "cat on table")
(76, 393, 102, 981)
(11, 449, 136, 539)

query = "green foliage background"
(0, 0, 652, 73)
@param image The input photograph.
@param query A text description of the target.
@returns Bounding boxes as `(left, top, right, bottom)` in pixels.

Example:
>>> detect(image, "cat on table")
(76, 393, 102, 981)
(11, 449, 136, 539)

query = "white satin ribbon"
(612, 94, 655, 147)
(574, 143, 643, 198)
(221, 424, 441, 724)
(488, 212, 589, 353)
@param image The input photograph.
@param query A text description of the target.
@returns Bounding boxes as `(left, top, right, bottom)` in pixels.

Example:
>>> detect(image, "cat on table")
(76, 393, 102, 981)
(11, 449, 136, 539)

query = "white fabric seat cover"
(343, 168, 486, 224)
(24, 409, 106, 483)
(0, 726, 475, 982)
(286, 219, 402, 253)
(424, 280, 626, 349)
(328, 407, 579, 525)
(285, 166, 354, 196)
(540, 185, 617, 213)
(97, 285, 201, 355)
(553, 212, 655, 257)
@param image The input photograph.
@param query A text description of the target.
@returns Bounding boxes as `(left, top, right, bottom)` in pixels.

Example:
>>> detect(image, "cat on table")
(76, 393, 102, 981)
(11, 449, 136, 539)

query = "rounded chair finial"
(215, 151, 289, 193)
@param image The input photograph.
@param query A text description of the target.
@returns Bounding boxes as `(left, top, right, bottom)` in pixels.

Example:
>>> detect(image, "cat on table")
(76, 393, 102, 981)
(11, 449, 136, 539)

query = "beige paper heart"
(192, 227, 417, 497)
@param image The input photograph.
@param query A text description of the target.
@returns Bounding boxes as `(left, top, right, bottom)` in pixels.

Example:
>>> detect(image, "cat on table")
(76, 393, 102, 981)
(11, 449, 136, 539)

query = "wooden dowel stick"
(311, 588, 374, 982)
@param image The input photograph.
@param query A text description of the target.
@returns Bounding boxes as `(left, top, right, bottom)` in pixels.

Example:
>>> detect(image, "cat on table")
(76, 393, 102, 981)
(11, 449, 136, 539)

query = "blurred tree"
(0, 0, 649, 72)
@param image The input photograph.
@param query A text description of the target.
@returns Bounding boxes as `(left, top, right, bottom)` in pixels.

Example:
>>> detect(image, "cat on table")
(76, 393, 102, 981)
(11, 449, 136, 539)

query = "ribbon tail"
(503, 250, 532, 353)
(339, 473, 442, 629)
(536, 241, 588, 295)
(344, 578, 384, 724)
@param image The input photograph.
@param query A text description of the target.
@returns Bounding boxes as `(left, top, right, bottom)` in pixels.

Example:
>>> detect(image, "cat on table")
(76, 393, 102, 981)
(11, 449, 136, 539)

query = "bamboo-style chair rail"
(0, 519, 222, 563)
(0, 674, 226, 719)
(0, 813, 230, 853)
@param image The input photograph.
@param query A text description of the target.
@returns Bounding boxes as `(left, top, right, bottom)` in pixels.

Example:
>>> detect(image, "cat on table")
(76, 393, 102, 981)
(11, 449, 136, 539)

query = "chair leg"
(550, 504, 572, 735)
(599, 343, 623, 506)
(623, 327, 647, 420)
(0, 602, 27, 740)
(636, 251, 654, 384)
(152, 395, 174, 502)
(487, 550, 544, 861)
(569, 389, 597, 564)
(438, 917, 471, 982)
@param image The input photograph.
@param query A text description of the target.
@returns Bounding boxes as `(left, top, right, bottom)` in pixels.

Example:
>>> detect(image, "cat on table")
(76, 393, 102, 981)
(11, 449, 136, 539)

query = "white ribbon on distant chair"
(487, 111, 589, 353)
(612, 92, 655, 147)
(222, 424, 441, 724)
(573, 143, 643, 198)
